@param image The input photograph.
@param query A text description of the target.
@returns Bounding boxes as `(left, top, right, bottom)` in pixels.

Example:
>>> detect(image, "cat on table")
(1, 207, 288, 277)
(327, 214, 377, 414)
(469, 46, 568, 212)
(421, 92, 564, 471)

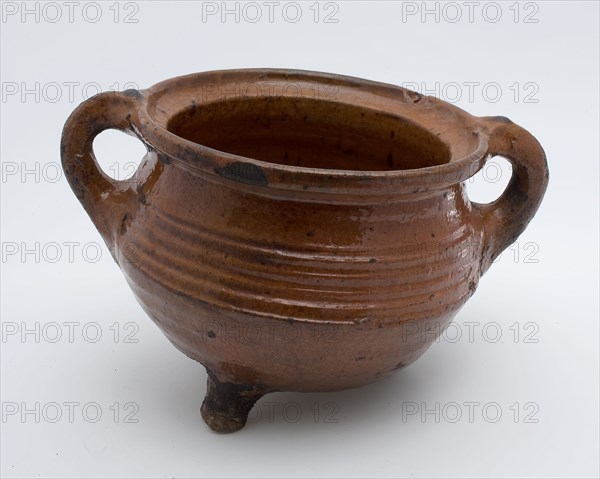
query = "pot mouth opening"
(166, 96, 452, 172)
(140, 69, 489, 193)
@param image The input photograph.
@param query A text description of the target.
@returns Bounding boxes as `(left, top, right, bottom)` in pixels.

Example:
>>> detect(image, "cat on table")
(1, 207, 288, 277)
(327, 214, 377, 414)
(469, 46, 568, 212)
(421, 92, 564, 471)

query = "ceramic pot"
(61, 69, 549, 432)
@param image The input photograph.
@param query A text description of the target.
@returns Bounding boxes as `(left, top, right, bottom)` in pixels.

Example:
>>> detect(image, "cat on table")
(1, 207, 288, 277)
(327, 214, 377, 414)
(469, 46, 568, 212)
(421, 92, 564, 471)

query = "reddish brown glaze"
(61, 69, 549, 432)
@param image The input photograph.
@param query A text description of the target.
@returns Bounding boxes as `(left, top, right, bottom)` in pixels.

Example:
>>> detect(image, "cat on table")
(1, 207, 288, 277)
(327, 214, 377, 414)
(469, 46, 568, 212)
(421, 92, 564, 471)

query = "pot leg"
(200, 369, 268, 433)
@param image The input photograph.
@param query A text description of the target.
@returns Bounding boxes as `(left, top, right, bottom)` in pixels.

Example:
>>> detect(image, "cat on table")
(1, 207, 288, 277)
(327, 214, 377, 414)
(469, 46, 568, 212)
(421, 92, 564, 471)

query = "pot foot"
(200, 370, 268, 433)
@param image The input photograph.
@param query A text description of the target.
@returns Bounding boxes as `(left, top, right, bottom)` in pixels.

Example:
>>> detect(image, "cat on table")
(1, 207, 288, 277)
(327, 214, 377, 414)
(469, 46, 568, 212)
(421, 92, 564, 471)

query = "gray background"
(1, 1, 598, 477)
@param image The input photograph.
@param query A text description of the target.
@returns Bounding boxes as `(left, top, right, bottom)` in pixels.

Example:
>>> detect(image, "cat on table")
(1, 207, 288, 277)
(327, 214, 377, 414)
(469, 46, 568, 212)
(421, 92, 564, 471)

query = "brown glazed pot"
(61, 69, 549, 432)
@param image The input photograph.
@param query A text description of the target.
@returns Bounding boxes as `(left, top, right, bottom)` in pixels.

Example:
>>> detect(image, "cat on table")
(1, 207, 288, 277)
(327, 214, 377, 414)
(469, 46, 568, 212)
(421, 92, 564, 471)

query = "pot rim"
(135, 69, 491, 193)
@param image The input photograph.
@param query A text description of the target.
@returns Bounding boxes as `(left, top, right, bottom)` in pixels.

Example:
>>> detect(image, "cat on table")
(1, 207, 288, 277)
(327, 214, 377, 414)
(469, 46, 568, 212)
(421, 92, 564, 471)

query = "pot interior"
(167, 96, 451, 171)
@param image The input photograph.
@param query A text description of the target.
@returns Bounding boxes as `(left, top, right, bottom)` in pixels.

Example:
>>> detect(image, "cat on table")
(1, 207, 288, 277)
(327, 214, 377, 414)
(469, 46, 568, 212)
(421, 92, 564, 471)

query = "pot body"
(120, 150, 481, 390)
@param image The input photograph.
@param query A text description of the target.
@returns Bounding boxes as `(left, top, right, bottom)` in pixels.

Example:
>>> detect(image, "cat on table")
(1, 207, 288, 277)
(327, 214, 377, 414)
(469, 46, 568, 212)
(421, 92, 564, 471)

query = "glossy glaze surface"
(61, 69, 549, 432)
